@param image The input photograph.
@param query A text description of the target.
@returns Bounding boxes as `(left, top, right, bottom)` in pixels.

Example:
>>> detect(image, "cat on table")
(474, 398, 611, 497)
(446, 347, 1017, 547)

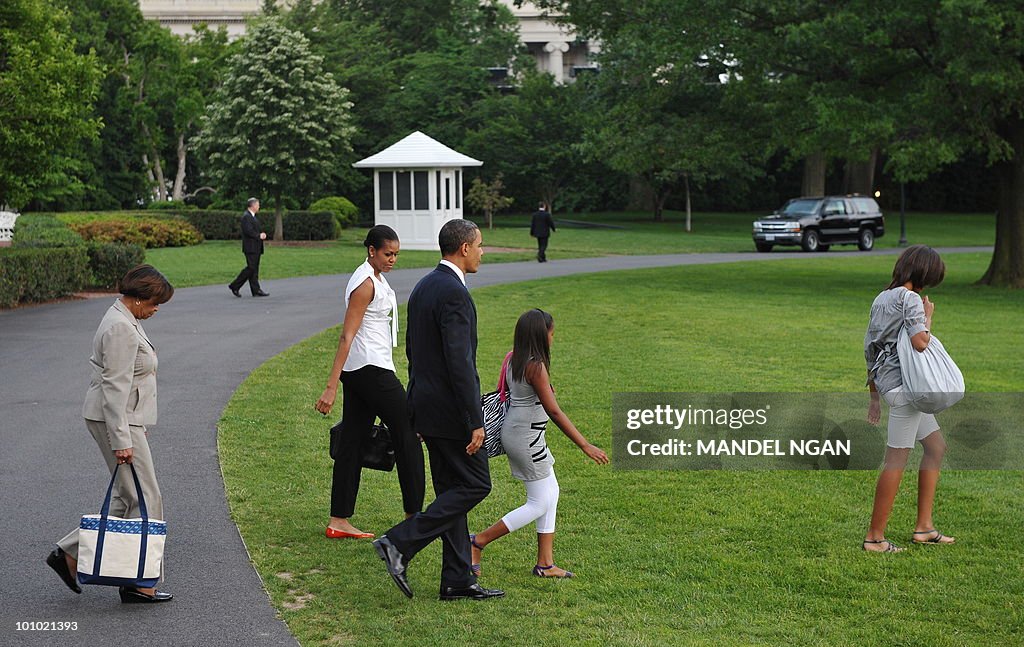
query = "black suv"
(752, 196, 885, 252)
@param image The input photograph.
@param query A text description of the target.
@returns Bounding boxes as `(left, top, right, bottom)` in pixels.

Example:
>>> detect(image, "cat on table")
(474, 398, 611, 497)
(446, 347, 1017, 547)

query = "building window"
(436, 171, 441, 210)
(445, 178, 451, 210)
(396, 171, 412, 210)
(414, 171, 429, 210)
(455, 170, 461, 209)
(379, 172, 394, 210)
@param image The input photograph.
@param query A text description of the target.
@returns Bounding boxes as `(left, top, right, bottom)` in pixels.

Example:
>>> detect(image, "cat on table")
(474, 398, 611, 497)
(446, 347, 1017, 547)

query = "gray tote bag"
(896, 320, 965, 414)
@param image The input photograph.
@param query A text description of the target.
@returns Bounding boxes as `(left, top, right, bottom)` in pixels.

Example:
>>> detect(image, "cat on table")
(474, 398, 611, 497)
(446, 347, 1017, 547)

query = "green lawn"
(144, 234, 543, 289)
(146, 211, 994, 288)
(219, 252, 1022, 646)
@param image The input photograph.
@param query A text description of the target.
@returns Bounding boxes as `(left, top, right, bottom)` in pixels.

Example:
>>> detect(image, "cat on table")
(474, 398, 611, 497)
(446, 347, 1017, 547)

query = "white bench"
(0, 211, 19, 242)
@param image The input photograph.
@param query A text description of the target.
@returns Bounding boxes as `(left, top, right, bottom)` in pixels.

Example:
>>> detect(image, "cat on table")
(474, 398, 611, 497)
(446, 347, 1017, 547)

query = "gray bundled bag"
(895, 293, 965, 413)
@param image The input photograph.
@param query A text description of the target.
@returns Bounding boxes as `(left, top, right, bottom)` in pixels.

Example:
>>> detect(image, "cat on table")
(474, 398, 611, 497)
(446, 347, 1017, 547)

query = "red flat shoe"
(325, 527, 375, 539)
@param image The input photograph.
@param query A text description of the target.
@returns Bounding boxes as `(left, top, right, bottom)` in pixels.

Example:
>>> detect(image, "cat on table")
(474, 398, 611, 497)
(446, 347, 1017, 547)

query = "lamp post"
(898, 182, 908, 247)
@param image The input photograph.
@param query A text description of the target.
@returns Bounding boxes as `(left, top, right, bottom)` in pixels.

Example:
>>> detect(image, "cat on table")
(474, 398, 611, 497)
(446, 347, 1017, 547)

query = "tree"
(280, 0, 523, 208)
(466, 174, 514, 229)
(543, 0, 1024, 285)
(586, 43, 765, 224)
(533, 0, 769, 224)
(464, 73, 608, 213)
(196, 17, 355, 240)
(168, 25, 233, 202)
(0, 0, 101, 209)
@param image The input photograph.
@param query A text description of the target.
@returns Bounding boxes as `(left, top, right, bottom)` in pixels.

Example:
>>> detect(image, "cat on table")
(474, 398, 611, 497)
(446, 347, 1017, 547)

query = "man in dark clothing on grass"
(530, 202, 556, 263)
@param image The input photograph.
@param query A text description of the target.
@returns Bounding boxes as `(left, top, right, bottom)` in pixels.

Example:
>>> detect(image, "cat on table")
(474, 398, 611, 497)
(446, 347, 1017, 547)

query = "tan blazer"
(82, 299, 158, 450)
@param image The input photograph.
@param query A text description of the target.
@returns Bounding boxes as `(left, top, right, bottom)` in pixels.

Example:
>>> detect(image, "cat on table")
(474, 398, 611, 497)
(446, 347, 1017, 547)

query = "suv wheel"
(801, 229, 821, 252)
(755, 242, 773, 253)
(857, 228, 875, 251)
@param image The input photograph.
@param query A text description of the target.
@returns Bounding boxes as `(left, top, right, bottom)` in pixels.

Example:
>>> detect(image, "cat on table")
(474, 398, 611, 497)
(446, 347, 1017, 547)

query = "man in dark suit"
(530, 202, 556, 263)
(373, 219, 503, 602)
(228, 197, 269, 297)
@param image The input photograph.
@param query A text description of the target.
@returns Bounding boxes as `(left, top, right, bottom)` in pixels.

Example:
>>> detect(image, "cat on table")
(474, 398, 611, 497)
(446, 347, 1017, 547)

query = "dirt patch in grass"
(282, 590, 315, 611)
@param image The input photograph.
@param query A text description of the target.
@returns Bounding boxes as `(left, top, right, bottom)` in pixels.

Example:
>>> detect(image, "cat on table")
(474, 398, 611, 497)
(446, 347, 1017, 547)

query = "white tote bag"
(77, 463, 165, 588)
(896, 322, 965, 414)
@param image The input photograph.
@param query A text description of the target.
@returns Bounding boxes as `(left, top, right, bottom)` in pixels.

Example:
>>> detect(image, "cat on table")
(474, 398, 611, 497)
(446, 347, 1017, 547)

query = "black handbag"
(329, 420, 396, 472)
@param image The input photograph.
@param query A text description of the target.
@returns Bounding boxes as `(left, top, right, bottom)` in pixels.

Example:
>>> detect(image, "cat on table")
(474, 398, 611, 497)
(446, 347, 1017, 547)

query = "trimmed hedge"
(86, 242, 145, 290)
(0, 247, 91, 307)
(2, 214, 150, 307)
(68, 218, 204, 248)
(179, 210, 241, 239)
(147, 200, 194, 211)
(181, 210, 336, 240)
(278, 211, 337, 240)
(27, 209, 338, 241)
(11, 214, 85, 248)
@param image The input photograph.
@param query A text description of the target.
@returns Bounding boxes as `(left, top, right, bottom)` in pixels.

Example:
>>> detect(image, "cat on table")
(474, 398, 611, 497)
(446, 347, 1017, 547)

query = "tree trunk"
(628, 175, 656, 212)
(684, 173, 692, 232)
(653, 187, 668, 222)
(139, 122, 166, 202)
(142, 153, 156, 188)
(486, 208, 493, 230)
(273, 193, 284, 241)
(979, 116, 1024, 288)
(844, 149, 878, 196)
(171, 132, 187, 202)
(802, 151, 826, 196)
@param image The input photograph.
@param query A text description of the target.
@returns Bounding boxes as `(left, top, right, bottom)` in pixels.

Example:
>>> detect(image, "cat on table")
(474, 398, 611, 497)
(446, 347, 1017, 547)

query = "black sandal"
(533, 564, 575, 578)
(912, 529, 955, 545)
(862, 539, 904, 553)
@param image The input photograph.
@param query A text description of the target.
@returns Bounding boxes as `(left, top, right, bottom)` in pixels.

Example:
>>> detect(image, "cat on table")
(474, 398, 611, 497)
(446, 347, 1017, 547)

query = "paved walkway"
(0, 247, 988, 645)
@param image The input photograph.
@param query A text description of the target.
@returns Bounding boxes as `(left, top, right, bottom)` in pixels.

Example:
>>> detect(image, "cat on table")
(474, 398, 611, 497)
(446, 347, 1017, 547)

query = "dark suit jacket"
(530, 209, 556, 238)
(405, 264, 482, 441)
(240, 210, 264, 255)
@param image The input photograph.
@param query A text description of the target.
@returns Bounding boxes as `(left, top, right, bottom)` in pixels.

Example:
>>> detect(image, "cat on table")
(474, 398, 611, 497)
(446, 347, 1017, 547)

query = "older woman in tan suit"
(46, 265, 175, 603)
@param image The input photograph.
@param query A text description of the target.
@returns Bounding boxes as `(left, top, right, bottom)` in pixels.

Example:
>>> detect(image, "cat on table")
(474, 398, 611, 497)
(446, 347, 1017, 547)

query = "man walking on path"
(229, 197, 269, 297)
(530, 202, 556, 263)
(373, 219, 503, 602)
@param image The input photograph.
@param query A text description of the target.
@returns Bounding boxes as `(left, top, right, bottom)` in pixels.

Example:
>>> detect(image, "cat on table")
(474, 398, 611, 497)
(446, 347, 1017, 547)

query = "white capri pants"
(501, 473, 560, 534)
(882, 386, 941, 449)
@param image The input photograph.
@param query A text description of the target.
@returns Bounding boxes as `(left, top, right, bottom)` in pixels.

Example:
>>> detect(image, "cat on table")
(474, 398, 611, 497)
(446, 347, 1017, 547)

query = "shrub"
(68, 218, 204, 248)
(181, 210, 241, 239)
(182, 210, 336, 240)
(0, 247, 90, 307)
(310, 196, 360, 229)
(280, 211, 337, 240)
(11, 214, 84, 248)
(147, 200, 194, 211)
(85, 242, 145, 290)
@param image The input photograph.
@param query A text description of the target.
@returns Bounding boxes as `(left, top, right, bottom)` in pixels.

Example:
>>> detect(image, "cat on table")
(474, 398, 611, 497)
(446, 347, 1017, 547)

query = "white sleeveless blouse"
(342, 260, 398, 372)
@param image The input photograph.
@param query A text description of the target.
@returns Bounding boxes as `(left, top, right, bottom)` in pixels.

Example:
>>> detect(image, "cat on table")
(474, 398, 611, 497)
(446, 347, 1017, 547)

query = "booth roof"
(353, 131, 483, 169)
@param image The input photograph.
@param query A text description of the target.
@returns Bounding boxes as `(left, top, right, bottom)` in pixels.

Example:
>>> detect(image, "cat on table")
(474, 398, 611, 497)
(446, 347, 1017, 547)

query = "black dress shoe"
(45, 548, 81, 594)
(118, 587, 173, 603)
(253, 291, 270, 297)
(229, 286, 241, 297)
(439, 583, 505, 601)
(373, 536, 412, 598)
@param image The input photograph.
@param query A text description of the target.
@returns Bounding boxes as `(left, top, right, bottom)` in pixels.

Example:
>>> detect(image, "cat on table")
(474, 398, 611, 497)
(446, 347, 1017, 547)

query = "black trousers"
(229, 252, 263, 295)
(331, 366, 424, 518)
(536, 236, 549, 262)
(385, 435, 491, 588)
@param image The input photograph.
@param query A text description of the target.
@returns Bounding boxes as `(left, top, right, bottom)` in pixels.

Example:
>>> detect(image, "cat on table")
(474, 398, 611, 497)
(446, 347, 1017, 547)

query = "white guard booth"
(353, 131, 483, 251)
